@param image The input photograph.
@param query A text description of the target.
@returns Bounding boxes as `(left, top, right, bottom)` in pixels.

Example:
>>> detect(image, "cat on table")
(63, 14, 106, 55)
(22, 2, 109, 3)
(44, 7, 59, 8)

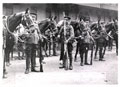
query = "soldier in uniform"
(58, 16, 74, 70)
(24, 11, 41, 74)
(24, 24, 41, 74)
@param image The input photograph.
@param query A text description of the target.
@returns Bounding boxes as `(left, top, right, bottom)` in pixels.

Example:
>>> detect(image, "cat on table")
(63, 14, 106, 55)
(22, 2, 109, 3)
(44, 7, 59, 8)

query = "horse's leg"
(21, 49, 25, 59)
(3, 55, 7, 78)
(115, 38, 118, 55)
(49, 41, 51, 56)
(18, 51, 20, 58)
(74, 42, 79, 62)
(110, 39, 113, 51)
(99, 46, 104, 61)
(43, 41, 48, 57)
(108, 37, 111, 51)
(21, 44, 25, 59)
(5, 49, 10, 66)
(53, 40, 57, 56)
(90, 45, 94, 65)
(94, 43, 98, 59)
(3, 49, 7, 78)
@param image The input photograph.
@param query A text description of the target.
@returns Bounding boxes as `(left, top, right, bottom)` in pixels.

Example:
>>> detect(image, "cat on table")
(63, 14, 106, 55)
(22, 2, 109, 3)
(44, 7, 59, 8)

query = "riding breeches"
(60, 42, 73, 66)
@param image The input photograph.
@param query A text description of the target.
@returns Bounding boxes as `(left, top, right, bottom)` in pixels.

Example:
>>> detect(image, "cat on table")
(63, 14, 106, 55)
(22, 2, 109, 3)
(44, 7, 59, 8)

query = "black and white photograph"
(1, 1, 118, 87)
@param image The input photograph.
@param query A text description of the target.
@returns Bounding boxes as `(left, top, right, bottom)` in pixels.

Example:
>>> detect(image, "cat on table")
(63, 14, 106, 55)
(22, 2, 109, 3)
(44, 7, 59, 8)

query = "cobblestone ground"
(2, 46, 118, 86)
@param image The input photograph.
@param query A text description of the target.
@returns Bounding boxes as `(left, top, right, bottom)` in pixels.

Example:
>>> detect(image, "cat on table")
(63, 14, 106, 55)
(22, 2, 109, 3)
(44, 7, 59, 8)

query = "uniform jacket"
(59, 25, 74, 43)
(25, 24, 40, 44)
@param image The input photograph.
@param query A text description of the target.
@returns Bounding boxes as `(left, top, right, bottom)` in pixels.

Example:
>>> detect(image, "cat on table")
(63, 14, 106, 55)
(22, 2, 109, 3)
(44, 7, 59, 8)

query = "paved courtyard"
(2, 47, 118, 86)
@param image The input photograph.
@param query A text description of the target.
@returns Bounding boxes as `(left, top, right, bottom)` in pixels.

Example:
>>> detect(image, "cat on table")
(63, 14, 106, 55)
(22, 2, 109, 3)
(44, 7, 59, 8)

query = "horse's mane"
(105, 23, 113, 33)
(7, 12, 24, 32)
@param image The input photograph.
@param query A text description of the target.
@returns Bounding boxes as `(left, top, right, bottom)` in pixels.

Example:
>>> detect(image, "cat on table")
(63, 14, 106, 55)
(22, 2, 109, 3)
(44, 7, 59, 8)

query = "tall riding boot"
(80, 53, 84, 66)
(85, 50, 89, 65)
(99, 47, 105, 61)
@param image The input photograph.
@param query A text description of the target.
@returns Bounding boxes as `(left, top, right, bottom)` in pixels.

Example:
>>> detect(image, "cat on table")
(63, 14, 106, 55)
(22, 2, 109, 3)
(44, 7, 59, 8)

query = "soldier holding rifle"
(58, 16, 74, 70)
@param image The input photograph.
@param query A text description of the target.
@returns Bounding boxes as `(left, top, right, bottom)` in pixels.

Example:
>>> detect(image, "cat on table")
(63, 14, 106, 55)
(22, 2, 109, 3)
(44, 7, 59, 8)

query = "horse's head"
(21, 8, 34, 29)
(7, 8, 34, 32)
(48, 16, 57, 31)
(70, 21, 82, 37)
(38, 16, 57, 34)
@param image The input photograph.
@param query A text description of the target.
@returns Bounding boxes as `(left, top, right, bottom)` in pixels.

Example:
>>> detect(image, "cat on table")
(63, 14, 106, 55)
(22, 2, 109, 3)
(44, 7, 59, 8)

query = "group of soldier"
(3, 10, 118, 76)
(24, 16, 75, 73)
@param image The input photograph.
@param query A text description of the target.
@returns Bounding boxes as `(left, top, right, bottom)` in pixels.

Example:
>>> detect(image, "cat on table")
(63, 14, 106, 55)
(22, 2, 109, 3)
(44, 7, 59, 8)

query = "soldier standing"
(58, 16, 74, 70)
(25, 24, 40, 74)
(24, 18, 41, 74)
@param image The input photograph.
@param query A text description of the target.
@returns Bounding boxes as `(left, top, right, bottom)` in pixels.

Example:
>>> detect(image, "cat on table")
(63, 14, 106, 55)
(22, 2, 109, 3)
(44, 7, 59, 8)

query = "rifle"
(62, 13, 69, 70)
(64, 23, 69, 70)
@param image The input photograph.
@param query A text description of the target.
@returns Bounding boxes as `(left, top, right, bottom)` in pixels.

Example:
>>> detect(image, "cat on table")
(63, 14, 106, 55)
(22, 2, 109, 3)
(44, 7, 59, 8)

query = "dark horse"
(70, 21, 82, 62)
(72, 21, 95, 65)
(37, 17, 57, 57)
(2, 8, 34, 78)
(105, 22, 118, 55)
(90, 23, 108, 61)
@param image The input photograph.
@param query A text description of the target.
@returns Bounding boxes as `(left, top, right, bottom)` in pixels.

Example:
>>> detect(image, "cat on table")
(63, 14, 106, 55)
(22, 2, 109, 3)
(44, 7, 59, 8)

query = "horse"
(74, 21, 95, 65)
(90, 23, 108, 61)
(2, 8, 34, 78)
(37, 17, 57, 57)
(70, 20, 82, 62)
(105, 22, 118, 55)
